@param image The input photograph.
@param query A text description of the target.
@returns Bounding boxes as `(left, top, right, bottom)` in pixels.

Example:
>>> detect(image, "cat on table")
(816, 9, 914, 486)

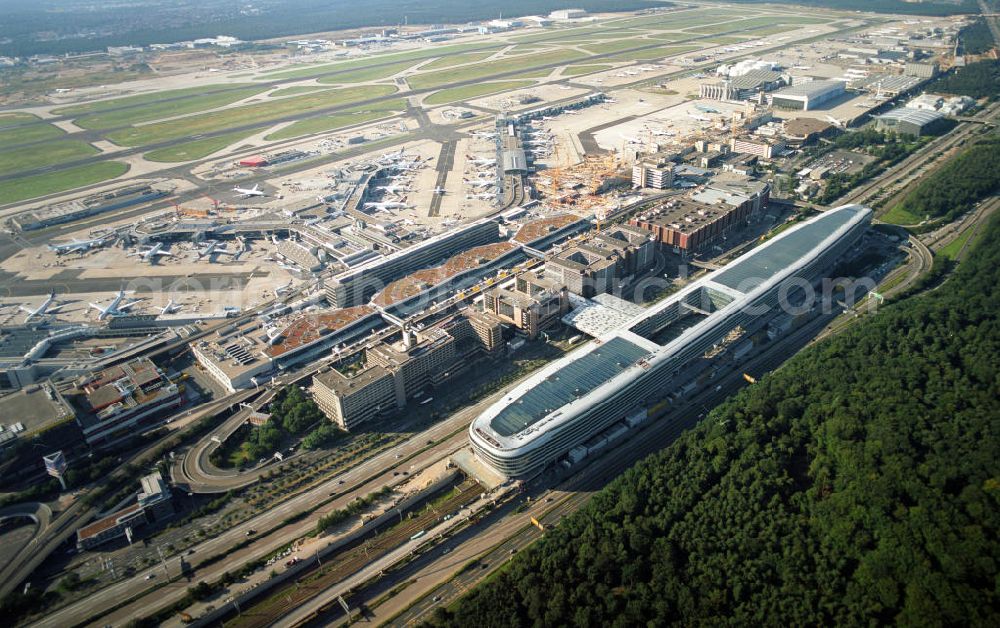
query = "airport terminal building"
(469, 204, 872, 477)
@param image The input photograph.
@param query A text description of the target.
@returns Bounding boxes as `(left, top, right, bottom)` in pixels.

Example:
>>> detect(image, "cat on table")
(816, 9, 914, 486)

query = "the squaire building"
(470, 204, 872, 477)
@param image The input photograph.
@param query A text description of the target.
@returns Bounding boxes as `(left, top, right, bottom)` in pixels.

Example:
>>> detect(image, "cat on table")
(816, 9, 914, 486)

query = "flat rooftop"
(373, 241, 519, 307)
(267, 306, 377, 358)
(632, 198, 733, 235)
(513, 213, 583, 245)
(0, 384, 75, 436)
(710, 205, 870, 294)
(489, 335, 649, 437)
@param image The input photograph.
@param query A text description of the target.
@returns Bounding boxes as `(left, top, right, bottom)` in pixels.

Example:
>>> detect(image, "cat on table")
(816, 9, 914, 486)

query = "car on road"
(246, 529, 256, 537)
(144, 574, 155, 580)
(433, 595, 442, 602)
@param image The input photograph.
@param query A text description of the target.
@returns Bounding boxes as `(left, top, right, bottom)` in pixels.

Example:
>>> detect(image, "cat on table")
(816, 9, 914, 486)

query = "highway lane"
(314, 309, 846, 626)
(31, 380, 527, 627)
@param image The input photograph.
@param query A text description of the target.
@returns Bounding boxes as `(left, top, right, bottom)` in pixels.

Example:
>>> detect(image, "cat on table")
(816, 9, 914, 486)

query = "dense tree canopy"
(895, 137, 1000, 223)
(428, 216, 1000, 627)
(928, 60, 1000, 100)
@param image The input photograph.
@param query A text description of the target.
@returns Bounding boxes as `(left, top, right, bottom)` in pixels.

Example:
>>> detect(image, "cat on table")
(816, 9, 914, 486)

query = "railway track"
(225, 480, 480, 628)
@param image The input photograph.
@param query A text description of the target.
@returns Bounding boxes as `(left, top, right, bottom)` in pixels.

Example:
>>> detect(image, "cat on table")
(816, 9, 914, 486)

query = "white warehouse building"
(469, 204, 873, 477)
(770, 79, 846, 110)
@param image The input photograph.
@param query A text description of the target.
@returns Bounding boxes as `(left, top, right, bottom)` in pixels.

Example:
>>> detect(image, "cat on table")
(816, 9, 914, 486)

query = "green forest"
(928, 59, 1000, 100)
(428, 216, 1000, 626)
(893, 137, 1000, 223)
(958, 18, 997, 55)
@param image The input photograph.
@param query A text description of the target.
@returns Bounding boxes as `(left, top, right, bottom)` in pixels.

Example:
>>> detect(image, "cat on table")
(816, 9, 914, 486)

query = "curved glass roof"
(710, 205, 868, 294)
(489, 336, 649, 437)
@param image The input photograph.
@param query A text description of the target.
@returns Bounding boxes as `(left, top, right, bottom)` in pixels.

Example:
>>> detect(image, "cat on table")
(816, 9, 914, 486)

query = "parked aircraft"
(466, 178, 495, 188)
(159, 300, 180, 315)
(129, 242, 173, 263)
(363, 201, 411, 210)
(47, 236, 111, 255)
(467, 157, 496, 167)
(377, 184, 411, 194)
(20, 292, 64, 323)
(196, 241, 235, 261)
(89, 290, 140, 320)
(234, 184, 266, 198)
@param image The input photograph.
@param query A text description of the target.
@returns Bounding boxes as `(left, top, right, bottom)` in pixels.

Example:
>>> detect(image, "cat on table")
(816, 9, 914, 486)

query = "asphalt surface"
(323, 308, 847, 627)
(0, 17, 873, 187)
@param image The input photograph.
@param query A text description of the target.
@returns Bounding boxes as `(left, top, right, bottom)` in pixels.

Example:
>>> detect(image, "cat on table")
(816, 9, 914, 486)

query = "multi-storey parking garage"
(470, 204, 873, 477)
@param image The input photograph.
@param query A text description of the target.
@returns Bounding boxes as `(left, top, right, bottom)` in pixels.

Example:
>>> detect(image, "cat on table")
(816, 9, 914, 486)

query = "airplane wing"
(118, 300, 141, 312)
(18, 305, 33, 314)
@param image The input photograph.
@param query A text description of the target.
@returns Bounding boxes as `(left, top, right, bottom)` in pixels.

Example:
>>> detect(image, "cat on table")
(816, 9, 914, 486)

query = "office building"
(484, 272, 569, 339)
(470, 204, 873, 477)
(70, 358, 182, 447)
(76, 471, 173, 550)
(545, 225, 656, 297)
(632, 158, 674, 189)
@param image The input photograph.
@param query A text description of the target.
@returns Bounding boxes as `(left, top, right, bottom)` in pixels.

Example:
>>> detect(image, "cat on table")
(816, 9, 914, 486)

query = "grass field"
(317, 59, 422, 85)
(609, 9, 744, 30)
(0, 117, 65, 145)
(420, 51, 497, 70)
(107, 84, 397, 147)
(562, 64, 614, 76)
(261, 43, 502, 81)
(55, 84, 250, 116)
(687, 15, 828, 35)
(264, 99, 406, 141)
(408, 49, 579, 90)
(509, 25, 599, 44)
(939, 226, 985, 260)
(604, 43, 702, 62)
(702, 35, 753, 44)
(423, 80, 536, 106)
(144, 131, 256, 162)
(0, 140, 100, 177)
(582, 38, 653, 55)
(0, 112, 41, 128)
(268, 86, 327, 97)
(72, 85, 270, 130)
(881, 204, 924, 226)
(0, 161, 128, 205)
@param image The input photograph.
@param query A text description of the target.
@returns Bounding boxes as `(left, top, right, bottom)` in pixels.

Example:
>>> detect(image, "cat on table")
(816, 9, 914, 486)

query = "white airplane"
(523, 139, 552, 147)
(363, 201, 411, 210)
(432, 187, 447, 194)
(619, 134, 643, 144)
(159, 300, 181, 315)
(688, 113, 712, 122)
(47, 236, 111, 255)
(377, 184, 410, 194)
(467, 157, 496, 167)
(466, 192, 494, 200)
(196, 241, 235, 260)
(89, 290, 140, 321)
(466, 178, 494, 188)
(130, 242, 173, 263)
(234, 184, 266, 198)
(376, 149, 406, 164)
(20, 292, 64, 323)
